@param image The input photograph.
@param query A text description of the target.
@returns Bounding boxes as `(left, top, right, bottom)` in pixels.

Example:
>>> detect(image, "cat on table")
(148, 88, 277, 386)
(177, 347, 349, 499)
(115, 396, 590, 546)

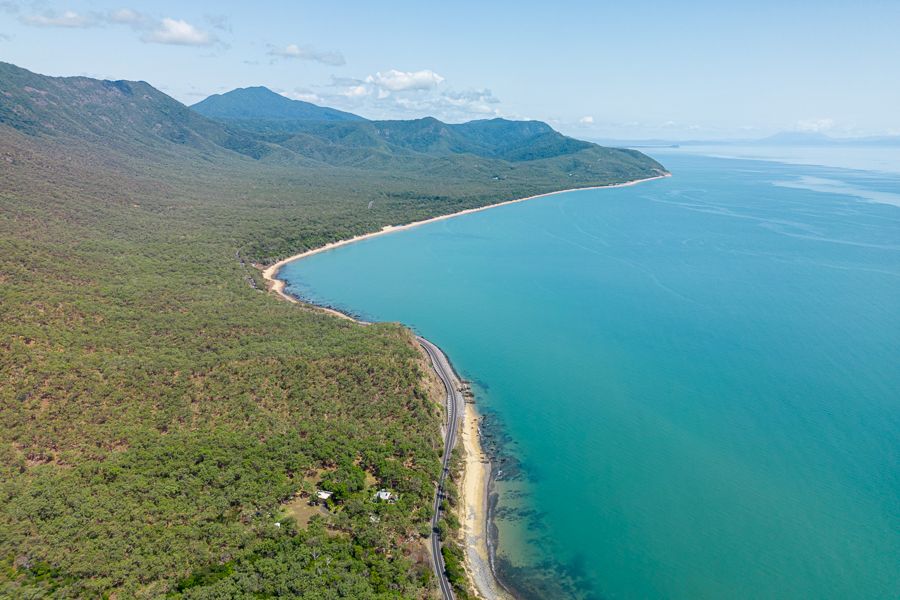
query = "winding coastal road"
(258, 176, 671, 600)
(418, 336, 465, 600)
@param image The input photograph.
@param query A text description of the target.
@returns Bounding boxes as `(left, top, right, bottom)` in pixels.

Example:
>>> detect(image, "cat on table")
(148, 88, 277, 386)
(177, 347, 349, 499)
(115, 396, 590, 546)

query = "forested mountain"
(0, 62, 279, 160)
(192, 85, 365, 124)
(0, 62, 665, 598)
(296, 117, 594, 161)
(190, 86, 619, 165)
(0, 62, 663, 179)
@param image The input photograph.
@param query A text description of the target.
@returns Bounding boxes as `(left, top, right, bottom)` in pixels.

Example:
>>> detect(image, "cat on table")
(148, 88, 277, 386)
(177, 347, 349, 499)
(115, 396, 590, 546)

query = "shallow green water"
(281, 153, 900, 599)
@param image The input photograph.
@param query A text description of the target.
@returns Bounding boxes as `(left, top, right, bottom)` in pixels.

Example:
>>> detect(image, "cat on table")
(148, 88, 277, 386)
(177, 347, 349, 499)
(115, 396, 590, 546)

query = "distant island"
(0, 61, 664, 598)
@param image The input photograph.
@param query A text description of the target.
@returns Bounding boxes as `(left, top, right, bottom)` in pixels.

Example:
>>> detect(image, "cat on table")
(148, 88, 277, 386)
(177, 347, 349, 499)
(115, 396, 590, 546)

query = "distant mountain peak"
(191, 86, 365, 123)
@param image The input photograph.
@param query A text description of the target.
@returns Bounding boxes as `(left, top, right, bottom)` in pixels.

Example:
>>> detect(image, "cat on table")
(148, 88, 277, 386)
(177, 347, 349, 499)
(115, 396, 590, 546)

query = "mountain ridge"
(0, 61, 281, 161)
(191, 86, 366, 123)
(189, 86, 606, 165)
(2, 62, 665, 182)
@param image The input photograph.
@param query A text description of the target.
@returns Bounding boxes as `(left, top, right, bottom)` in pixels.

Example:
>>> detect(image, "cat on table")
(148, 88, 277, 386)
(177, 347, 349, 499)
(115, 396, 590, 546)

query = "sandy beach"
(460, 401, 515, 600)
(260, 173, 668, 599)
(261, 173, 670, 298)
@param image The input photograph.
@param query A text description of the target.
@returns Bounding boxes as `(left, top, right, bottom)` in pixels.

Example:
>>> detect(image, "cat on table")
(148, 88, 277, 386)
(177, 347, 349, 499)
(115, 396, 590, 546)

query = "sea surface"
(280, 151, 900, 599)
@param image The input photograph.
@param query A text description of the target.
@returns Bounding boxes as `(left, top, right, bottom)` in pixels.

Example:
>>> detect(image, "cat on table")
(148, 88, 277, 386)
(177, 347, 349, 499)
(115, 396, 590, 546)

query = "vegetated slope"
(191, 85, 664, 174)
(192, 85, 365, 125)
(0, 62, 282, 161)
(364, 117, 591, 161)
(0, 62, 666, 598)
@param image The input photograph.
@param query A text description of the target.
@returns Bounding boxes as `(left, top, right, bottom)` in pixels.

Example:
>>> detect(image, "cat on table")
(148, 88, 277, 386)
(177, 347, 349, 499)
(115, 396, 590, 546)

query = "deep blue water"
(280, 153, 900, 599)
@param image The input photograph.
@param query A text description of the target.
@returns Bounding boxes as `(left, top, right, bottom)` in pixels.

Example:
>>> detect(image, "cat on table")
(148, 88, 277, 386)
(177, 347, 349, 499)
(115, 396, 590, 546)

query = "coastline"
(260, 173, 671, 299)
(460, 400, 515, 600)
(259, 173, 669, 599)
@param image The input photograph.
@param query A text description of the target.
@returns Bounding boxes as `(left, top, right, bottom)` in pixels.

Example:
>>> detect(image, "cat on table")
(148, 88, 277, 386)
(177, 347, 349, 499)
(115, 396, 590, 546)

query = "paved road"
(418, 336, 465, 600)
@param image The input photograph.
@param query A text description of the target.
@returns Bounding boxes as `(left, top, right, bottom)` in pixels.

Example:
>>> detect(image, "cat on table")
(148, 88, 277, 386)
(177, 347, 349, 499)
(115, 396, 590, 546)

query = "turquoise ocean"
(280, 150, 900, 599)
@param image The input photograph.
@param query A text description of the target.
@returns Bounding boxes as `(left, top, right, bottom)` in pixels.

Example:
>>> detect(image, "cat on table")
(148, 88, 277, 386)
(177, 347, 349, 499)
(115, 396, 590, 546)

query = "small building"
(316, 490, 333, 501)
(374, 489, 395, 502)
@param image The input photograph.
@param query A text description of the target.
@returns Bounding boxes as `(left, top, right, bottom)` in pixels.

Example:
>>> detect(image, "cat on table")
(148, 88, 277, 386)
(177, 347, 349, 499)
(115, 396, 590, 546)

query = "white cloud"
(107, 8, 145, 25)
(21, 10, 95, 28)
(795, 118, 835, 133)
(142, 18, 215, 46)
(330, 76, 365, 87)
(368, 88, 502, 121)
(19, 8, 223, 49)
(300, 72, 504, 122)
(269, 43, 345, 66)
(286, 89, 324, 104)
(579, 116, 594, 125)
(443, 89, 499, 105)
(440, 89, 501, 116)
(342, 85, 370, 98)
(365, 69, 444, 92)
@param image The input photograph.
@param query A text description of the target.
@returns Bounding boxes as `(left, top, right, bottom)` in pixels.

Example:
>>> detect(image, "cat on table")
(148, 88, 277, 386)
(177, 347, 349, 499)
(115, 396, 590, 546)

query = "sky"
(2, 0, 899, 140)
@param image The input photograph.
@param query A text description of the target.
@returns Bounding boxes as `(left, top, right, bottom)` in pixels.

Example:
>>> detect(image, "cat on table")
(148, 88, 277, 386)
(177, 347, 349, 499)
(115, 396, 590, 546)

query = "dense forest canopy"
(0, 62, 665, 597)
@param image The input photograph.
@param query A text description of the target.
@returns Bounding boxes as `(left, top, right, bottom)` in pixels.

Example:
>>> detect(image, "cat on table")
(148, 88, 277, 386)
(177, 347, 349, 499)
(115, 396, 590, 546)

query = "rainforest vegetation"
(0, 61, 664, 598)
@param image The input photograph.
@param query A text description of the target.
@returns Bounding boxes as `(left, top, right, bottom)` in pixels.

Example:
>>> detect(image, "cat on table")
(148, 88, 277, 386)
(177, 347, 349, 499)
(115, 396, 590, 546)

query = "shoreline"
(260, 173, 671, 298)
(259, 173, 669, 599)
(460, 400, 515, 600)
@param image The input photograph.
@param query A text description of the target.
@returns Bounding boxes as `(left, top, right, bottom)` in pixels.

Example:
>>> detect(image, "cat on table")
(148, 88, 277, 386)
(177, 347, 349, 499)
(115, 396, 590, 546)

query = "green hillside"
(0, 62, 666, 598)
(189, 88, 612, 166)
(0, 63, 281, 161)
(192, 86, 365, 124)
